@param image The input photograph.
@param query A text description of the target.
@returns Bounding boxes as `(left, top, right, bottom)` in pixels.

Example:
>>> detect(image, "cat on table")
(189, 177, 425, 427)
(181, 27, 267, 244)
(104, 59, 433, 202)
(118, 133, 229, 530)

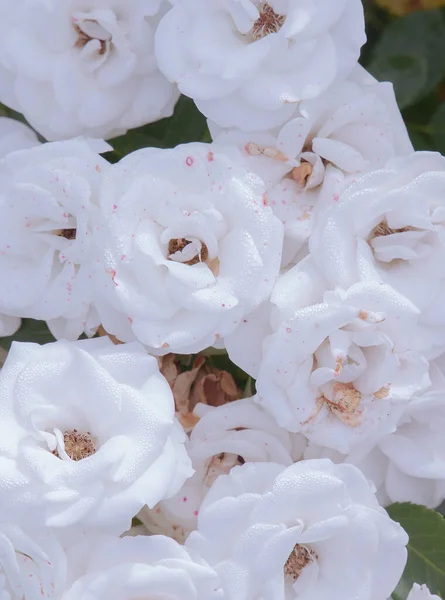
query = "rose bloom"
(61, 533, 223, 600)
(306, 357, 445, 509)
(254, 253, 430, 454)
(0, 337, 192, 534)
(0, 0, 178, 140)
(155, 0, 365, 131)
(0, 525, 66, 600)
(310, 152, 445, 359)
(211, 65, 413, 190)
(406, 584, 442, 600)
(0, 117, 40, 338)
(139, 397, 305, 542)
(0, 138, 112, 340)
(94, 142, 283, 354)
(186, 459, 408, 600)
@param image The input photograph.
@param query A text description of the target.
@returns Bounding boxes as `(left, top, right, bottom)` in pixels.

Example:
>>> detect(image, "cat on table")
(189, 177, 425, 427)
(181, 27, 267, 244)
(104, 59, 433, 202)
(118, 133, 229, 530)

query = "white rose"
(62, 534, 223, 600)
(0, 0, 178, 141)
(256, 269, 430, 453)
(0, 337, 192, 534)
(0, 525, 66, 600)
(305, 359, 445, 508)
(310, 152, 445, 359)
(94, 143, 283, 354)
(0, 139, 111, 340)
(155, 0, 365, 131)
(211, 65, 412, 189)
(0, 117, 40, 338)
(0, 117, 40, 157)
(186, 459, 408, 600)
(407, 584, 442, 600)
(139, 397, 306, 542)
(0, 316, 20, 338)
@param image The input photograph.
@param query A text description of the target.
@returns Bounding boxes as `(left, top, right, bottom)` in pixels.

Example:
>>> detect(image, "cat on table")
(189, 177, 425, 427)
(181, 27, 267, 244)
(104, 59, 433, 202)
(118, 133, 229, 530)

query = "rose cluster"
(0, 1, 444, 599)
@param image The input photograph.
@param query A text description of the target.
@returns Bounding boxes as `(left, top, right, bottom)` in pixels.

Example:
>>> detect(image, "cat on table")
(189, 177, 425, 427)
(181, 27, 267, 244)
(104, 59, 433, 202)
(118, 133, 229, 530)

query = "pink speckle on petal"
(207, 151, 214, 162)
(194, 510, 199, 516)
(113, 204, 118, 210)
(286, 327, 291, 333)
(333, 194, 339, 202)
(183, 496, 187, 502)
(186, 156, 194, 167)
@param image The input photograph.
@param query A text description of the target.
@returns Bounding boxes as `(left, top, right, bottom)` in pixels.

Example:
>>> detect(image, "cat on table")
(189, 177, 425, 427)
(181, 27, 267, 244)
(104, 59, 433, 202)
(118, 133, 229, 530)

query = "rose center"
(251, 3, 285, 40)
(57, 228, 77, 241)
(371, 220, 412, 239)
(53, 429, 96, 461)
(74, 19, 111, 55)
(168, 238, 209, 266)
(284, 544, 317, 581)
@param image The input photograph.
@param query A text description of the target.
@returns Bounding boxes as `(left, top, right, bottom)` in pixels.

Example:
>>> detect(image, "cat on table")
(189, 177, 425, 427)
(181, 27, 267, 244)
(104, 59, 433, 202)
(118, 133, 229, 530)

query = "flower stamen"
(53, 429, 96, 461)
(251, 4, 286, 41)
(371, 220, 412, 238)
(284, 544, 317, 581)
(168, 238, 209, 266)
(291, 162, 314, 187)
(73, 20, 111, 55)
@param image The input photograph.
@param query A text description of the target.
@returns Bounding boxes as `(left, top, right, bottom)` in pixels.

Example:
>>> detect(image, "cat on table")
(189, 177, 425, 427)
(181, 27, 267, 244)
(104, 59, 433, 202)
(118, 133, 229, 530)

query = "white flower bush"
(156, 0, 366, 131)
(94, 142, 283, 354)
(1, 1, 445, 598)
(186, 459, 408, 600)
(0, 0, 178, 141)
(0, 337, 191, 534)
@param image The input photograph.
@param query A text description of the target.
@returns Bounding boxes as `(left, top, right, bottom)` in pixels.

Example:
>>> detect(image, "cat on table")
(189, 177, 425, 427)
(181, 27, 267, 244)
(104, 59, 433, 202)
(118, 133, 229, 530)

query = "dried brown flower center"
(371, 220, 412, 239)
(168, 238, 209, 266)
(53, 429, 96, 461)
(58, 228, 77, 241)
(251, 3, 285, 40)
(284, 544, 317, 581)
(74, 22, 109, 55)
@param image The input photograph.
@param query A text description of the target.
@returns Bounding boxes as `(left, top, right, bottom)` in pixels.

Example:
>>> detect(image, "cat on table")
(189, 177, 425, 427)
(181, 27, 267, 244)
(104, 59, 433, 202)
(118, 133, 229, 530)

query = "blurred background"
(363, 0, 445, 153)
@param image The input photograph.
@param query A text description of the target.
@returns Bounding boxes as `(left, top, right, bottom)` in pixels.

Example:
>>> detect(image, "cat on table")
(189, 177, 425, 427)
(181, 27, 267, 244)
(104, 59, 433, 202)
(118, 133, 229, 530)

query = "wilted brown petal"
(172, 356, 206, 415)
(97, 325, 124, 345)
(158, 354, 179, 388)
(191, 369, 239, 407)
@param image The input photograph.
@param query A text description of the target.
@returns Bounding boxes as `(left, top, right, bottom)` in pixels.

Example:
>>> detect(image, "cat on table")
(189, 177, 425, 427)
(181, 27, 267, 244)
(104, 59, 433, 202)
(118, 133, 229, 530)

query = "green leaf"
(0, 319, 55, 350)
(107, 96, 210, 160)
(430, 103, 445, 155)
(367, 10, 445, 108)
(387, 503, 445, 600)
(161, 96, 210, 147)
(368, 54, 428, 109)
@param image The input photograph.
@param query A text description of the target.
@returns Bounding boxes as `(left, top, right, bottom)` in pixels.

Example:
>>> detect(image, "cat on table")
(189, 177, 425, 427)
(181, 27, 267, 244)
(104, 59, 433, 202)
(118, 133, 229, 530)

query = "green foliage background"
(1, 2, 445, 597)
